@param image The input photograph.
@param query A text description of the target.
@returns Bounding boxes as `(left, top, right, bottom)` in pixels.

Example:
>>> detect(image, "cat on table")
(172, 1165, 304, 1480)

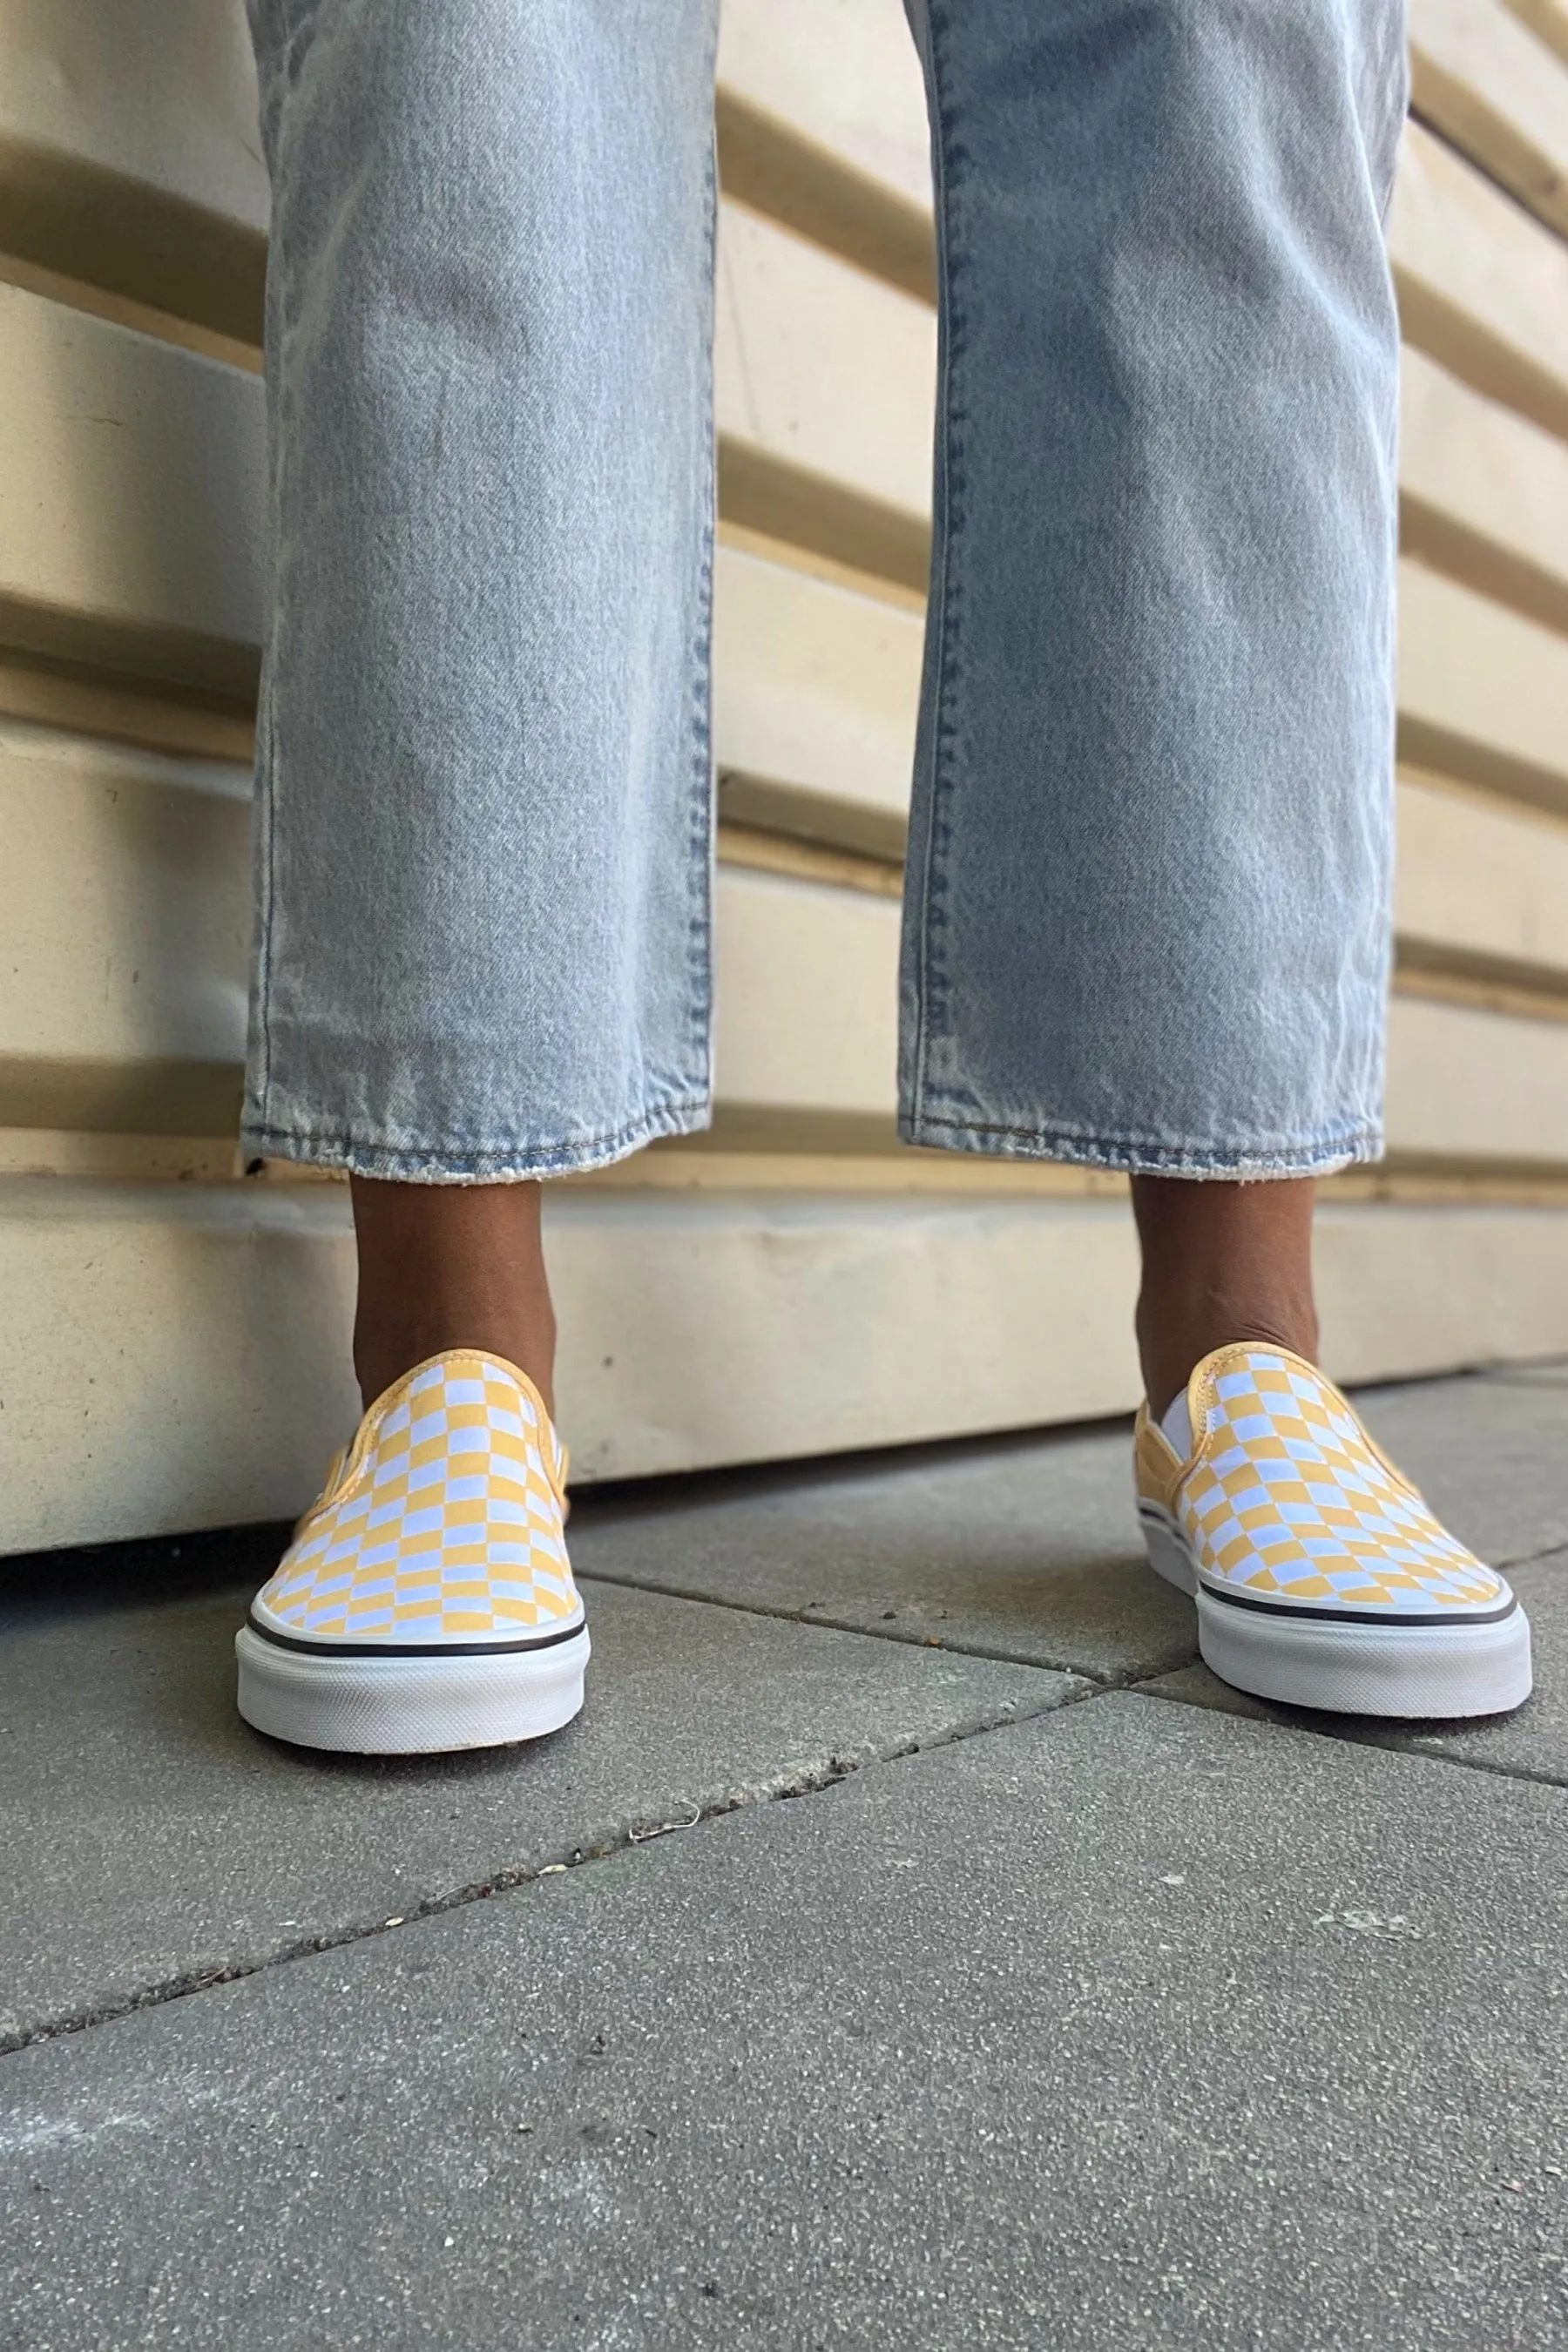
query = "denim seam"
(678, 92, 720, 1099)
(251, 0, 320, 1139)
(902, 1107, 1382, 1178)
(250, 638, 278, 1134)
(242, 1092, 713, 1182)
(248, 82, 294, 1138)
(906, 0, 967, 1136)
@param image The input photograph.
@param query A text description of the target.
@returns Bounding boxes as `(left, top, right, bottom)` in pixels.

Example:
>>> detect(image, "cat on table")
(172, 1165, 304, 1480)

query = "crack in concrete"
(0, 1682, 1101, 2065)
(1492, 1537, 1568, 1574)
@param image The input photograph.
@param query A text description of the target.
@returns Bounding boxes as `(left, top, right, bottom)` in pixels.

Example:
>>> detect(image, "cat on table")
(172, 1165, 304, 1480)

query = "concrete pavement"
(3, 1366, 1565, 2349)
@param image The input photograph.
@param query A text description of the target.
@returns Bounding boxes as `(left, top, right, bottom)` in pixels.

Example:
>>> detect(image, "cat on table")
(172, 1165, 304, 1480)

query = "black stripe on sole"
(247, 1612, 588, 1660)
(1135, 1501, 1517, 1629)
(1199, 1583, 1518, 1630)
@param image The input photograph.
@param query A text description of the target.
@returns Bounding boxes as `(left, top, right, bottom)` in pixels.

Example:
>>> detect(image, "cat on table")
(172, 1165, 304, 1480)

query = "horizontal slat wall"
(0, 280, 261, 697)
(1, 0, 1567, 1551)
(1396, 772, 1568, 982)
(1397, 559, 1568, 813)
(713, 547, 920, 855)
(1398, 345, 1568, 637)
(0, 0, 267, 339)
(1410, 0, 1568, 237)
(1504, 1, 1568, 70)
(1390, 118, 1568, 443)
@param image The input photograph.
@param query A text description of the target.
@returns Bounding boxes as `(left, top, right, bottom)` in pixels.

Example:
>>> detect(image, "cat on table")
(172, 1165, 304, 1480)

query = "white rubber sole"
(235, 1622, 590, 1754)
(1139, 1504, 1531, 1719)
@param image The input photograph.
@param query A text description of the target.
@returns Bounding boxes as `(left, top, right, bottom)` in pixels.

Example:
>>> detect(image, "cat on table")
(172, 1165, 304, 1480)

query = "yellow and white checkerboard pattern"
(253, 1352, 579, 1645)
(1175, 1348, 1503, 1613)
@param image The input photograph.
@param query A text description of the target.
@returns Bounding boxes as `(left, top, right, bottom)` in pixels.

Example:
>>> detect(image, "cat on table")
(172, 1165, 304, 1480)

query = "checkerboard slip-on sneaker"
(235, 1351, 588, 1754)
(1134, 1343, 1531, 1719)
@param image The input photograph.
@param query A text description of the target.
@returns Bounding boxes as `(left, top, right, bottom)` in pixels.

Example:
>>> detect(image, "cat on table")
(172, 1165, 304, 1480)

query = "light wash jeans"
(241, 0, 1406, 1183)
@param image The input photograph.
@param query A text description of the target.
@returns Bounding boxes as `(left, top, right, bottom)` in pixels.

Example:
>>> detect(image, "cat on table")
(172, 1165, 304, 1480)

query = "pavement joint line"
(574, 1511, 1568, 1679)
(1132, 1677, 1568, 1793)
(0, 1679, 1103, 2065)
(1491, 1537, 1568, 1574)
(574, 1568, 1155, 1686)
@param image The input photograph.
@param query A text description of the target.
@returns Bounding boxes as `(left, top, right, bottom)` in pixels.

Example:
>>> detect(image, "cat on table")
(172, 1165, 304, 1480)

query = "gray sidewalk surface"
(3, 1367, 1565, 2349)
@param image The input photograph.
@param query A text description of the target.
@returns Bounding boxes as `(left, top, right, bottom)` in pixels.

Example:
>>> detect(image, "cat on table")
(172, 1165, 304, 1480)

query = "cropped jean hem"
(240, 1094, 713, 1185)
(899, 1110, 1382, 1182)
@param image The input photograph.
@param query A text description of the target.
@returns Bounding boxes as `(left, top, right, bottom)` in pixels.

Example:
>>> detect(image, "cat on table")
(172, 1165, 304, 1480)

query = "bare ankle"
(1131, 1174, 1319, 1421)
(348, 1175, 558, 1416)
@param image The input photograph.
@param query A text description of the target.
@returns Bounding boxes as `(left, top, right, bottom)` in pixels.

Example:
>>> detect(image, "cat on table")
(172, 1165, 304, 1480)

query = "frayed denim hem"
(900, 1110, 1382, 1181)
(241, 1094, 713, 1183)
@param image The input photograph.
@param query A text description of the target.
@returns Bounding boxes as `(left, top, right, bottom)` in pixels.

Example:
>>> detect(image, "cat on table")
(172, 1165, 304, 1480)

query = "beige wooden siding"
(2, 1, 1567, 1552)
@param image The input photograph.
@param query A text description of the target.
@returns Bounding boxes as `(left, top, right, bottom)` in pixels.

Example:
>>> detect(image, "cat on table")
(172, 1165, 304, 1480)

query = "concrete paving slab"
(1144, 1545, 1568, 1784)
(1353, 1375, 1568, 1568)
(0, 1567, 1076, 2050)
(4, 1693, 1566, 2352)
(570, 1419, 1198, 1681)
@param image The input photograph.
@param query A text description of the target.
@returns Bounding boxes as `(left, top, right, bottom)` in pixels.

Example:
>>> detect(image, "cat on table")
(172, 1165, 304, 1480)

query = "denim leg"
(900, 0, 1406, 1177)
(242, 0, 719, 1180)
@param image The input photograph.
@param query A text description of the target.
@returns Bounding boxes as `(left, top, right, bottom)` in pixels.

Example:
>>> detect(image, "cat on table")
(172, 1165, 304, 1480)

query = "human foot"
(236, 1351, 587, 1754)
(1134, 1344, 1531, 1718)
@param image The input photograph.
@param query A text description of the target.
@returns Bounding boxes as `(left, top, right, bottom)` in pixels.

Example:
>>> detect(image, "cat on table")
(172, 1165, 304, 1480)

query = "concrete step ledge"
(3, 1178, 1568, 1555)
